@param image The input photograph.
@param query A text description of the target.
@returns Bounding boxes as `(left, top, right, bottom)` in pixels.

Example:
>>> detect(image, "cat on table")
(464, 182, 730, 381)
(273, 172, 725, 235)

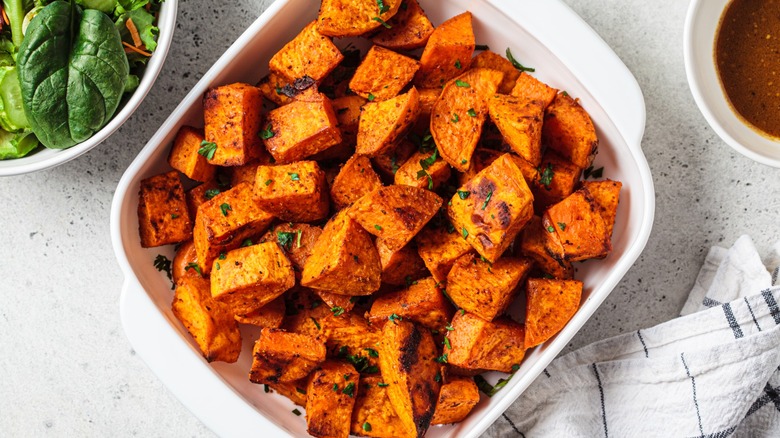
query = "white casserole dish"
(0, 0, 178, 176)
(110, 0, 654, 436)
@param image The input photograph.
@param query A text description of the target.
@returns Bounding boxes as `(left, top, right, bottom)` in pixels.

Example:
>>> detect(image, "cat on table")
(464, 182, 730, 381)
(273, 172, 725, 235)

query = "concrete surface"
(1, 0, 778, 436)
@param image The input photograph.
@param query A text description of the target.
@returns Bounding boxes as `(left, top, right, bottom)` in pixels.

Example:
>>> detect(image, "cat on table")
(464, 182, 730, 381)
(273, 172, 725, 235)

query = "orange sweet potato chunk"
(372, 139, 417, 179)
(543, 188, 611, 262)
(269, 21, 344, 83)
(525, 278, 582, 348)
(471, 50, 521, 94)
(203, 83, 265, 166)
(515, 215, 573, 279)
(348, 185, 443, 252)
(256, 73, 292, 106)
(317, 0, 402, 38)
(351, 376, 412, 438)
(250, 328, 326, 384)
(138, 171, 192, 248)
(306, 361, 360, 438)
(356, 87, 421, 157)
(531, 151, 582, 212)
(268, 379, 309, 407)
(253, 161, 330, 222)
(233, 295, 286, 327)
(372, 0, 434, 51)
(376, 238, 428, 286)
(413, 88, 440, 133)
(431, 68, 504, 172)
(394, 149, 451, 191)
(430, 376, 480, 425)
(446, 311, 525, 373)
(368, 277, 453, 331)
(511, 72, 558, 109)
(582, 180, 622, 237)
(543, 92, 599, 169)
(488, 94, 544, 166)
(330, 155, 384, 210)
(168, 126, 215, 182)
(413, 12, 475, 89)
(331, 95, 367, 147)
(349, 46, 419, 101)
(415, 225, 474, 283)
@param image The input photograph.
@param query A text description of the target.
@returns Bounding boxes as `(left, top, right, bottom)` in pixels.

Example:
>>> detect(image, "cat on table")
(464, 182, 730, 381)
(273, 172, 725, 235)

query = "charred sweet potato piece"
(531, 151, 582, 212)
(263, 91, 342, 164)
(372, 0, 433, 51)
(349, 46, 419, 101)
(330, 155, 384, 210)
(138, 171, 192, 248)
(413, 12, 475, 89)
(260, 223, 323, 277)
(254, 161, 330, 222)
(317, 0, 402, 38)
(372, 139, 417, 180)
(185, 179, 221, 222)
(446, 254, 533, 321)
(269, 21, 344, 82)
(351, 376, 412, 438)
(446, 311, 526, 373)
(349, 185, 443, 252)
(250, 328, 326, 384)
(376, 238, 428, 286)
(488, 94, 544, 165)
(172, 240, 200, 283)
(193, 182, 274, 274)
(268, 379, 309, 407)
(378, 320, 441, 438)
(210, 242, 295, 315)
(543, 92, 598, 169)
(306, 361, 360, 438)
(447, 154, 534, 262)
(369, 277, 453, 331)
(582, 180, 622, 237)
(471, 50, 521, 94)
(543, 188, 611, 261)
(394, 149, 451, 191)
(431, 69, 504, 172)
(415, 225, 474, 283)
(525, 278, 582, 348)
(515, 216, 573, 279)
(234, 295, 286, 327)
(168, 126, 215, 182)
(203, 83, 265, 166)
(301, 209, 382, 295)
(511, 72, 558, 108)
(172, 276, 242, 363)
(430, 376, 480, 425)
(356, 87, 421, 157)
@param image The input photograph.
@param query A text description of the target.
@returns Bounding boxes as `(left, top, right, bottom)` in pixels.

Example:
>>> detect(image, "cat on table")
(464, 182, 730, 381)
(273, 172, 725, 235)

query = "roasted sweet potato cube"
(263, 91, 342, 164)
(446, 312, 525, 372)
(413, 12, 475, 89)
(532, 151, 582, 212)
(511, 72, 558, 108)
(172, 276, 241, 363)
(430, 376, 480, 425)
(415, 225, 474, 283)
(138, 171, 192, 248)
(316, 290, 356, 315)
(543, 188, 611, 261)
(203, 83, 265, 166)
(228, 160, 263, 187)
(369, 277, 453, 331)
(371, 0, 433, 51)
(582, 180, 622, 237)
(253, 161, 330, 222)
(457, 148, 501, 186)
(186, 179, 221, 222)
(446, 254, 532, 321)
(257, 73, 292, 106)
(515, 216, 573, 279)
(168, 126, 215, 182)
(282, 287, 334, 336)
(306, 361, 360, 438)
(488, 95, 544, 165)
(301, 209, 382, 295)
(447, 154, 534, 262)
(525, 278, 582, 348)
(431, 69, 504, 172)
(543, 93, 599, 169)
(394, 149, 451, 191)
(376, 238, 427, 286)
(250, 328, 326, 384)
(172, 240, 200, 284)
(321, 312, 381, 356)
(330, 155, 384, 210)
(471, 50, 521, 94)
(332, 95, 366, 146)
(260, 223, 323, 278)
(413, 88, 440, 134)
(349, 185, 443, 252)
(268, 379, 309, 407)
(210, 242, 296, 315)
(269, 21, 344, 82)
(234, 295, 285, 327)
(350, 46, 419, 102)
(317, 0, 402, 38)
(356, 87, 421, 157)
(351, 376, 411, 438)
(193, 182, 274, 274)
(378, 321, 441, 437)
(372, 139, 417, 180)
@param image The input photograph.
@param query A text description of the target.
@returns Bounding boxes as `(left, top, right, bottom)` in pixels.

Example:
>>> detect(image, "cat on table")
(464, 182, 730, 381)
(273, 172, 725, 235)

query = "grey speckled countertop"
(1, 0, 778, 436)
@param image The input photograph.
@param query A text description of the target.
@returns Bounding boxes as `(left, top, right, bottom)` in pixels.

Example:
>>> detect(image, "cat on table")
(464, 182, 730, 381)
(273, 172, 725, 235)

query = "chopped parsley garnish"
(342, 382, 355, 397)
(367, 93, 376, 101)
(264, 179, 273, 186)
(362, 422, 372, 432)
(390, 154, 400, 174)
(153, 255, 174, 288)
(584, 165, 604, 179)
(170, 214, 179, 219)
(376, 0, 389, 14)
(296, 387, 307, 395)
(475, 44, 490, 51)
(546, 225, 555, 233)
(457, 190, 470, 200)
(461, 159, 467, 165)
(219, 252, 227, 260)
(241, 239, 253, 247)
(462, 227, 469, 238)
(474, 365, 520, 397)
(388, 313, 402, 324)
(539, 163, 554, 188)
(445, 324, 454, 331)
(310, 317, 321, 330)
(260, 124, 275, 140)
(377, 382, 389, 387)
(372, 16, 391, 28)
(197, 141, 217, 160)
(557, 222, 567, 231)
(288, 172, 300, 181)
(292, 409, 302, 416)
(365, 348, 379, 358)
(506, 48, 535, 72)
(185, 262, 202, 276)
(454, 59, 462, 69)
(481, 190, 493, 210)
(277, 231, 297, 249)
(332, 383, 339, 391)
(374, 224, 383, 231)
(467, 108, 477, 117)
(451, 113, 459, 123)
(444, 337, 452, 350)
(215, 262, 220, 270)
(455, 79, 470, 88)
(204, 188, 220, 199)
(562, 90, 570, 97)
(404, 276, 418, 287)
(331, 306, 345, 316)
(434, 354, 448, 363)
(345, 353, 378, 374)
(416, 168, 434, 190)
(419, 148, 438, 170)
(220, 203, 232, 216)
(434, 372, 442, 382)
(296, 229, 303, 248)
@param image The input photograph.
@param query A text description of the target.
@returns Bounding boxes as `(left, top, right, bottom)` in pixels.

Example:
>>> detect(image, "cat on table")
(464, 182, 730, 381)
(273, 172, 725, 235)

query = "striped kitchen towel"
(486, 235, 780, 437)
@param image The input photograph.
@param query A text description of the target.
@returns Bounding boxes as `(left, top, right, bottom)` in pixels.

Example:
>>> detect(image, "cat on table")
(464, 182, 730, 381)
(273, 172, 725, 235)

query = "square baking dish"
(110, 1, 654, 436)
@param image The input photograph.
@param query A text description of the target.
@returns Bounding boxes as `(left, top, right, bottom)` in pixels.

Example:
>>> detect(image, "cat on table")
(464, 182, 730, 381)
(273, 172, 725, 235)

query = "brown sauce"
(715, 0, 780, 139)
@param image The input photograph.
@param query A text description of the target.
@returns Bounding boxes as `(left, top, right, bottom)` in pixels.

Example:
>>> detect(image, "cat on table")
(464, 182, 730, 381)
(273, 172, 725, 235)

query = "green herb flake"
(455, 79, 470, 88)
(481, 190, 493, 210)
(215, 262, 220, 270)
(445, 324, 454, 331)
(342, 382, 356, 397)
(462, 227, 469, 239)
(362, 422, 372, 432)
(260, 124, 275, 140)
(367, 93, 376, 101)
(288, 172, 300, 181)
(197, 141, 217, 160)
(546, 225, 555, 233)
(241, 239, 253, 247)
(331, 306, 346, 316)
(296, 387, 307, 395)
(444, 337, 452, 350)
(404, 276, 418, 287)
(434, 354, 448, 363)
(204, 188, 221, 200)
(372, 17, 392, 28)
(434, 372, 442, 382)
(332, 383, 339, 391)
(457, 190, 470, 200)
(219, 252, 227, 260)
(310, 317, 321, 330)
(506, 48, 535, 72)
(451, 113, 459, 123)
(153, 255, 174, 288)
(539, 163, 554, 188)
(365, 348, 379, 358)
(374, 224, 383, 231)
(277, 231, 297, 249)
(296, 229, 303, 248)
(220, 203, 232, 216)
(467, 108, 477, 117)
(557, 222, 567, 231)
(377, 382, 389, 387)
(461, 159, 467, 165)
(376, 0, 390, 13)
(292, 409, 302, 416)
(454, 59, 462, 69)
(388, 313, 402, 324)
(264, 179, 273, 186)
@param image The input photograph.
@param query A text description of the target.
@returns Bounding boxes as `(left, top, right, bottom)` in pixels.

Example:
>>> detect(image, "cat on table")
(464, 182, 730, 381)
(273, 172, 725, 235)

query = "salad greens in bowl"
(0, 0, 176, 175)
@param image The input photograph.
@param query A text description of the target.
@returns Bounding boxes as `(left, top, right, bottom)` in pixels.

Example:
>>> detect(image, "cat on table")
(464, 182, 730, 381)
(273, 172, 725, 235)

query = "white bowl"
(0, 1, 178, 176)
(110, 0, 654, 436)
(684, 0, 780, 167)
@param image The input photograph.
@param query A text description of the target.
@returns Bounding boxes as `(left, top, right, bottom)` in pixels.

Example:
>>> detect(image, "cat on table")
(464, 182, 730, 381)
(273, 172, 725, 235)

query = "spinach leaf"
(17, 1, 129, 149)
